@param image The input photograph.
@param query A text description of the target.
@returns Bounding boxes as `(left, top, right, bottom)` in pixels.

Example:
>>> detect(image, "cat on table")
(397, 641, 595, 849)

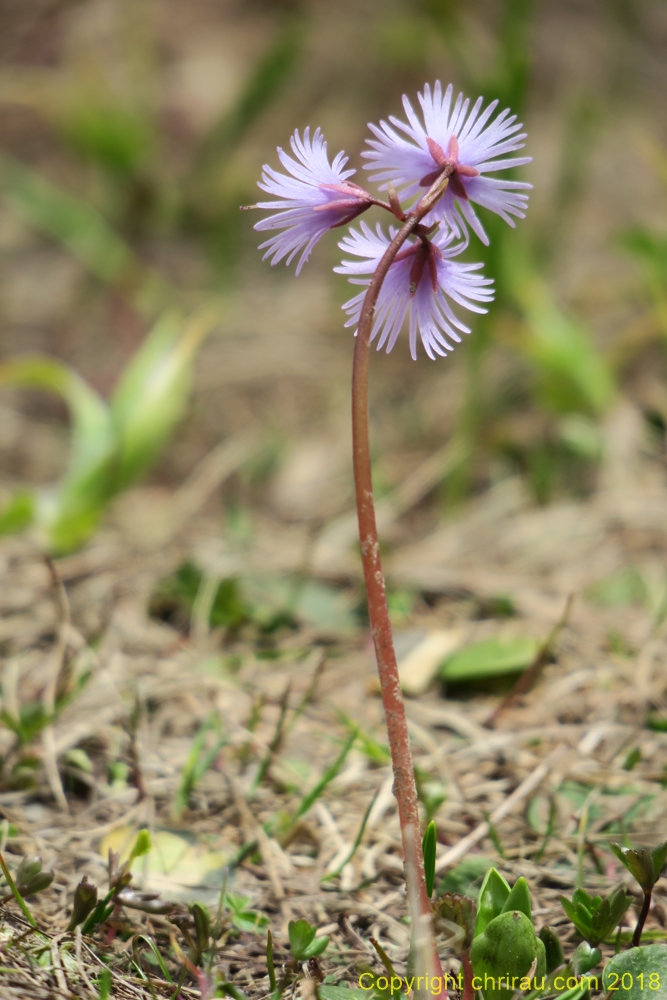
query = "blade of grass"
(0, 851, 36, 927)
(534, 797, 557, 863)
(482, 811, 506, 859)
(173, 714, 225, 819)
(132, 934, 173, 984)
(267, 929, 276, 991)
(234, 730, 359, 864)
(322, 790, 379, 883)
(251, 683, 291, 793)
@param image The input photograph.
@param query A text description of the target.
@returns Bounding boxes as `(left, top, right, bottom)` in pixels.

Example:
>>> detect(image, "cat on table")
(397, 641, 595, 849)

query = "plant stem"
(350, 168, 453, 984)
(632, 890, 651, 947)
(461, 951, 475, 1000)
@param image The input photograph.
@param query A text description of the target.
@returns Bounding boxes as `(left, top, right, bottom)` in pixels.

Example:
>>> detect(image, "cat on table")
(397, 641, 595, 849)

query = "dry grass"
(2, 396, 667, 997)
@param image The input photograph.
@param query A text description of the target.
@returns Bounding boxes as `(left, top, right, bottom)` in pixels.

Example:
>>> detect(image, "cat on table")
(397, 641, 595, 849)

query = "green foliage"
(470, 910, 546, 1000)
(560, 885, 631, 946)
(0, 154, 135, 287)
(475, 867, 511, 937)
(0, 855, 54, 912)
(62, 98, 154, 178)
(287, 919, 329, 961)
(610, 840, 667, 893)
(587, 568, 647, 608)
(539, 925, 564, 974)
(519, 282, 615, 417)
(224, 892, 269, 934)
(570, 940, 602, 976)
(0, 851, 37, 926)
(151, 559, 360, 636)
(468, 869, 547, 1000)
(440, 636, 539, 684)
(501, 876, 532, 920)
(14, 856, 55, 898)
(0, 701, 52, 747)
(67, 875, 99, 931)
(422, 820, 437, 898)
(436, 855, 492, 899)
(109, 308, 214, 489)
(602, 945, 667, 999)
(173, 714, 225, 819)
(0, 306, 216, 554)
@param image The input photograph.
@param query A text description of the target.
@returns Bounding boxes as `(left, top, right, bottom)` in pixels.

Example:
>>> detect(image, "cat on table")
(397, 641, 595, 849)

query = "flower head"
(335, 222, 494, 360)
(362, 82, 531, 244)
(253, 127, 372, 275)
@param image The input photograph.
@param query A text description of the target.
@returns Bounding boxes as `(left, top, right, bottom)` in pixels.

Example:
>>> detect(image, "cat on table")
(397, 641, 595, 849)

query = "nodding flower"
(362, 81, 531, 244)
(251, 127, 372, 275)
(335, 222, 494, 360)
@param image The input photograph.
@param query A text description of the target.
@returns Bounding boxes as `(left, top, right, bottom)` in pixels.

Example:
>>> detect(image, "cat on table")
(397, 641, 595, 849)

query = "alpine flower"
(362, 81, 531, 244)
(335, 222, 494, 360)
(252, 127, 372, 275)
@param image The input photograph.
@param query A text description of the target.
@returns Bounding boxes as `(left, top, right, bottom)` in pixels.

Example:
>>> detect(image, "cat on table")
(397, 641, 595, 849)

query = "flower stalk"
(247, 81, 531, 1000)
(351, 167, 454, 990)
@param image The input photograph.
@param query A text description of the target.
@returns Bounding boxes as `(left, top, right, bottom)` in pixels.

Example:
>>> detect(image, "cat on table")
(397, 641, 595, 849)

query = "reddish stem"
(461, 951, 475, 1000)
(351, 167, 453, 990)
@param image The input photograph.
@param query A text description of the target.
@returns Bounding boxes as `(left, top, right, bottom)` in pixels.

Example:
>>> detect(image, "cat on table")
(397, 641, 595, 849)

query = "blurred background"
(1, 0, 667, 640)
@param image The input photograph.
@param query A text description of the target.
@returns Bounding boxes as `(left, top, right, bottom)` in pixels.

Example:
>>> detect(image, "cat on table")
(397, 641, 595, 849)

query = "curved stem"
(350, 169, 453, 987)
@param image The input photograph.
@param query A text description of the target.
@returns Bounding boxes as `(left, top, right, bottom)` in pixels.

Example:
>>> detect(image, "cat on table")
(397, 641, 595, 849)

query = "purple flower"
(362, 81, 531, 244)
(335, 222, 494, 360)
(253, 127, 372, 275)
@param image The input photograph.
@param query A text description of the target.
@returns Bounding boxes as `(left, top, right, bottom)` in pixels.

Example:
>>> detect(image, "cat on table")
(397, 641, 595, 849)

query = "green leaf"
(191, 902, 211, 955)
(287, 920, 318, 962)
(539, 926, 564, 974)
(610, 842, 656, 892)
(474, 868, 510, 937)
(470, 910, 546, 1000)
(67, 875, 98, 931)
(591, 886, 632, 941)
(560, 894, 592, 940)
(652, 841, 667, 881)
(570, 941, 602, 976)
(318, 989, 371, 1000)
(603, 944, 667, 999)
(266, 930, 276, 992)
(501, 877, 532, 920)
(127, 830, 151, 866)
(304, 935, 329, 958)
(422, 821, 437, 898)
(441, 637, 539, 683)
(110, 307, 218, 491)
(0, 355, 116, 552)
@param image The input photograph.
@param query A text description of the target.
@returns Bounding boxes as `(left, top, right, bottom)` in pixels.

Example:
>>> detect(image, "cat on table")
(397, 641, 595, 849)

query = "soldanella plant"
(247, 82, 530, 997)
